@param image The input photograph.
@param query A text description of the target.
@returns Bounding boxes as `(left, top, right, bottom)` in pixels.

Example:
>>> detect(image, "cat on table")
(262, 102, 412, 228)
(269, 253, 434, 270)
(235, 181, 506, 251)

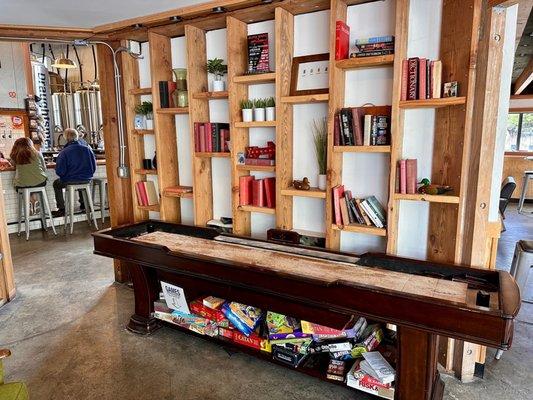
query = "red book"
(137, 181, 149, 206)
(406, 159, 417, 194)
(332, 185, 345, 226)
(252, 179, 265, 207)
(401, 59, 408, 101)
(418, 58, 427, 100)
(205, 122, 213, 152)
(351, 107, 365, 146)
(399, 160, 407, 194)
(407, 57, 419, 100)
(193, 122, 200, 152)
(199, 124, 206, 152)
(167, 81, 177, 107)
(135, 182, 144, 205)
(335, 21, 350, 60)
(239, 176, 254, 206)
(334, 114, 340, 146)
(264, 177, 276, 208)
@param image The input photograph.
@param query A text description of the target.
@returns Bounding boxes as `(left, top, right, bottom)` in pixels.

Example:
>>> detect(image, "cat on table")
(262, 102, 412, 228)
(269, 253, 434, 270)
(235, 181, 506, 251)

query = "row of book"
(135, 181, 158, 206)
(334, 106, 391, 147)
(401, 58, 443, 101)
(193, 122, 230, 153)
(396, 159, 418, 194)
(158, 80, 178, 108)
(332, 185, 387, 228)
(239, 176, 276, 208)
(156, 283, 396, 399)
(334, 20, 395, 60)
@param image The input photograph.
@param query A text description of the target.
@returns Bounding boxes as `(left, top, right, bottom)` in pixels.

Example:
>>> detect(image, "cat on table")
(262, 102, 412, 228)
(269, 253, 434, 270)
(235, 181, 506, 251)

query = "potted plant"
(240, 99, 253, 122)
(134, 101, 153, 129)
(253, 98, 266, 122)
(207, 58, 228, 92)
(265, 97, 275, 121)
(312, 117, 328, 190)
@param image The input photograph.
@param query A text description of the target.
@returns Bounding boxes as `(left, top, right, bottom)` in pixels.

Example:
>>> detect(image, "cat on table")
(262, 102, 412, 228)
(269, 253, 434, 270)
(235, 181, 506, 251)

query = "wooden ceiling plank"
(514, 57, 533, 94)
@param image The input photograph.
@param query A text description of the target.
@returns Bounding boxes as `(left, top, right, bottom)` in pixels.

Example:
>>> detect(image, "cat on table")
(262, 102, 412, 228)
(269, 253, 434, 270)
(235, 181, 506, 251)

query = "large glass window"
(506, 112, 533, 152)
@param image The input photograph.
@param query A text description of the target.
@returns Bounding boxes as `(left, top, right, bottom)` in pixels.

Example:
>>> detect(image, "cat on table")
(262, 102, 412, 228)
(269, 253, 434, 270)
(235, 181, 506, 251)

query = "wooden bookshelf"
(156, 107, 189, 114)
(393, 193, 461, 204)
(398, 97, 467, 109)
(192, 91, 229, 100)
(238, 205, 276, 214)
(336, 54, 394, 70)
(281, 93, 329, 104)
(195, 152, 231, 158)
(233, 72, 276, 84)
(236, 164, 276, 172)
(132, 129, 154, 135)
(128, 87, 152, 96)
(134, 169, 158, 175)
(137, 204, 160, 212)
(331, 224, 387, 237)
(333, 145, 391, 153)
(234, 121, 277, 128)
(281, 187, 326, 199)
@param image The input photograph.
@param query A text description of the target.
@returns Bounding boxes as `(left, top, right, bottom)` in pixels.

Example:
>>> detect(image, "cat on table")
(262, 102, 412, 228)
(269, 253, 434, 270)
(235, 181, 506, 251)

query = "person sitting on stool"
(10, 137, 48, 190)
(52, 128, 96, 217)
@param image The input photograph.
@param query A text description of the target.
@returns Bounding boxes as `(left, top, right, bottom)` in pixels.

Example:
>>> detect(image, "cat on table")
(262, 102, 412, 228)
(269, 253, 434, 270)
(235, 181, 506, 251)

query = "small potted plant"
(265, 97, 275, 121)
(240, 99, 253, 122)
(134, 101, 153, 129)
(253, 98, 266, 122)
(207, 58, 228, 92)
(312, 117, 328, 190)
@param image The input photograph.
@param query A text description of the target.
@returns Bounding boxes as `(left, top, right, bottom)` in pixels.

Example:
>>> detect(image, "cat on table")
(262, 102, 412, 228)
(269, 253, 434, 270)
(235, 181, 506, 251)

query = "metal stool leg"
(85, 187, 98, 230)
(17, 190, 22, 236)
(99, 182, 106, 224)
(517, 174, 529, 213)
(41, 189, 56, 235)
(495, 349, 503, 360)
(82, 190, 92, 226)
(37, 192, 46, 231)
(69, 187, 76, 234)
(23, 189, 31, 240)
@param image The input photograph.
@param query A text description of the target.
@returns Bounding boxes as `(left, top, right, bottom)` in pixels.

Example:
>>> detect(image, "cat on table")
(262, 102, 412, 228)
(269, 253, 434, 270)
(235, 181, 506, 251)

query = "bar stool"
(92, 177, 108, 224)
(63, 183, 98, 234)
(17, 186, 56, 240)
(517, 170, 532, 214)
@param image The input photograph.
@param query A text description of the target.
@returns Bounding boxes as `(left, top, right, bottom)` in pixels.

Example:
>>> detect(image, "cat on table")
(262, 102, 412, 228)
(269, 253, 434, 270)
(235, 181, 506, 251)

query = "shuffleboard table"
(93, 221, 520, 400)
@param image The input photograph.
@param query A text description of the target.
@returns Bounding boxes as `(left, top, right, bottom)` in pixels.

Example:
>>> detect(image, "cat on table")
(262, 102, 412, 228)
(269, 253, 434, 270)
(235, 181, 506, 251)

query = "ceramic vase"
(317, 174, 327, 190)
(213, 79, 225, 92)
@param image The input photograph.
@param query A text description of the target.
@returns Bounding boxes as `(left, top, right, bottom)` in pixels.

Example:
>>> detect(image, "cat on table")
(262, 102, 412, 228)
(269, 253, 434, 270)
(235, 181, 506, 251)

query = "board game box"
(346, 360, 394, 400)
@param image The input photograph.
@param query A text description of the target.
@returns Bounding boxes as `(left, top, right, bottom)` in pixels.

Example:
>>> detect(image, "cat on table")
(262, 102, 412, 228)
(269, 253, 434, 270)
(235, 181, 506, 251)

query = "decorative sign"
(247, 33, 270, 74)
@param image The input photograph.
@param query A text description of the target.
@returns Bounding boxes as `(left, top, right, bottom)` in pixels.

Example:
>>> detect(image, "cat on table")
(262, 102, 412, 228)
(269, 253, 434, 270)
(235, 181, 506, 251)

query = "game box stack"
(401, 58, 448, 101)
(332, 185, 387, 229)
(396, 159, 418, 195)
(193, 122, 230, 153)
(239, 176, 276, 209)
(334, 106, 391, 146)
(350, 36, 395, 58)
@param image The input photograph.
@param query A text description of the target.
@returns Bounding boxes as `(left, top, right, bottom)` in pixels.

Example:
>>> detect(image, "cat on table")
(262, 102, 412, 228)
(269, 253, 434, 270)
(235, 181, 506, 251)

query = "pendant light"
(51, 45, 76, 69)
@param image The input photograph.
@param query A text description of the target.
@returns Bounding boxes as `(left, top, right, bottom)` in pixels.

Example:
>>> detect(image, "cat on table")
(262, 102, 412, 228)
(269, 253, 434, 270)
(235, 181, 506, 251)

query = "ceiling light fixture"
(262, 0, 273, 3)
(170, 16, 183, 22)
(132, 23, 143, 29)
(212, 6, 227, 13)
(51, 54, 76, 69)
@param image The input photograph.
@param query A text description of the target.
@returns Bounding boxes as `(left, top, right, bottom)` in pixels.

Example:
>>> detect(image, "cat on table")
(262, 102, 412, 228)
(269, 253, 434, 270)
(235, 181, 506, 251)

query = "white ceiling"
(0, 0, 205, 29)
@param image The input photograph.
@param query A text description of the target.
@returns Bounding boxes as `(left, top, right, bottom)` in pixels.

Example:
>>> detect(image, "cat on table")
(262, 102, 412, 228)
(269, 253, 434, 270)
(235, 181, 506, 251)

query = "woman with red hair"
(10, 137, 47, 190)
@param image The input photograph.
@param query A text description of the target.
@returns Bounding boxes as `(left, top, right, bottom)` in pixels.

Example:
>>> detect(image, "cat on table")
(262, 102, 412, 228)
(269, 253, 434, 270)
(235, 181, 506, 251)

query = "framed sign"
(290, 53, 330, 96)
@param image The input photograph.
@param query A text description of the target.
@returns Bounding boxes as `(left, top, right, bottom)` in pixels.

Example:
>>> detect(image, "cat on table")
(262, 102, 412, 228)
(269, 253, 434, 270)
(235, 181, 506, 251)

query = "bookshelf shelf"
(331, 224, 387, 237)
(134, 168, 158, 175)
(281, 93, 329, 104)
(132, 129, 155, 135)
(398, 97, 467, 109)
(192, 91, 229, 100)
(336, 54, 394, 70)
(234, 121, 277, 128)
(163, 186, 193, 199)
(129, 87, 152, 96)
(137, 204, 160, 212)
(233, 72, 276, 84)
(156, 107, 189, 114)
(333, 145, 391, 153)
(393, 193, 460, 204)
(236, 164, 276, 172)
(238, 205, 276, 214)
(281, 187, 326, 199)
(195, 152, 231, 158)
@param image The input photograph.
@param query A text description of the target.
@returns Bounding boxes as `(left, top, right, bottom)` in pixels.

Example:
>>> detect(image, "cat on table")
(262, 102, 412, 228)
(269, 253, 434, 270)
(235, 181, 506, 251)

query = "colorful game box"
(170, 310, 218, 337)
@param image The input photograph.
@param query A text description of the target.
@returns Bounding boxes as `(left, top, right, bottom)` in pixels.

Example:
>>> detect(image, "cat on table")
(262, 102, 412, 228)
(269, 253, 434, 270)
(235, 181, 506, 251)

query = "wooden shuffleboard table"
(93, 221, 520, 400)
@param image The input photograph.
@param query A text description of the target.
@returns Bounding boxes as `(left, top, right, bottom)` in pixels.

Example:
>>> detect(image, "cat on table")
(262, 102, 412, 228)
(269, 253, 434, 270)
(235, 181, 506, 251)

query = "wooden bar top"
(0, 159, 106, 173)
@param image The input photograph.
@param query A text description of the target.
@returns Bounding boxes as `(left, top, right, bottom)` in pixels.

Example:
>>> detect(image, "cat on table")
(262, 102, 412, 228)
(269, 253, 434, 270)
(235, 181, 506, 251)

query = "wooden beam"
(0, 24, 106, 40)
(514, 58, 533, 94)
(20, 42, 34, 96)
(0, 178, 16, 303)
(515, 0, 533, 50)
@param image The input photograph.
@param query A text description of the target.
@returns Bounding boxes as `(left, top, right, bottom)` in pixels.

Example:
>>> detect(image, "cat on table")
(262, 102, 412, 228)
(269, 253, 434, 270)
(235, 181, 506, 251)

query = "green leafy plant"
(240, 99, 253, 109)
(206, 58, 228, 80)
(312, 117, 328, 175)
(265, 97, 275, 108)
(253, 98, 266, 109)
(134, 101, 153, 117)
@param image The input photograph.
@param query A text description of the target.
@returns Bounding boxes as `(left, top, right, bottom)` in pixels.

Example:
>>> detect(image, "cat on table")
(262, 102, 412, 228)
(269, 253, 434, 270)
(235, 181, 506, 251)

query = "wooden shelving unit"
(238, 205, 276, 214)
(281, 187, 326, 199)
(132, 129, 154, 135)
(234, 121, 277, 128)
(333, 145, 391, 153)
(331, 223, 387, 237)
(336, 54, 394, 70)
(192, 91, 229, 100)
(128, 87, 152, 96)
(233, 72, 276, 84)
(195, 152, 231, 158)
(398, 97, 467, 109)
(137, 204, 160, 212)
(393, 193, 460, 204)
(134, 168, 158, 175)
(281, 93, 329, 104)
(236, 164, 276, 172)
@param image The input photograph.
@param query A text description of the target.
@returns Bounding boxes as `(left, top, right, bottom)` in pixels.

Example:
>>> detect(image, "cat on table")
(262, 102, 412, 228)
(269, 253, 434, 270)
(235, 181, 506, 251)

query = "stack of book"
(332, 186, 387, 229)
(396, 159, 417, 194)
(401, 58, 443, 101)
(158, 80, 177, 108)
(135, 181, 158, 206)
(350, 35, 395, 58)
(193, 122, 230, 153)
(239, 176, 275, 209)
(334, 106, 391, 146)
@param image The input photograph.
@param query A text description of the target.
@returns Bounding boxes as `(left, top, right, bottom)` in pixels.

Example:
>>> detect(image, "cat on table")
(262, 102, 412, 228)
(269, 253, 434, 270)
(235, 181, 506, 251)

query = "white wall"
(0, 42, 28, 109)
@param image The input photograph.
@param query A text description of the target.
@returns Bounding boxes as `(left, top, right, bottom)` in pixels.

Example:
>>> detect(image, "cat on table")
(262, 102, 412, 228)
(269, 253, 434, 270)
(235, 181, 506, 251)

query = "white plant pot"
(242, 109, 253, 122)
(212, 80, 225, 92)
(266, 107, 276, 121)
(145, 118, 154, 130)
(317, 174, 327, 190)
(254, 108, 266, 122)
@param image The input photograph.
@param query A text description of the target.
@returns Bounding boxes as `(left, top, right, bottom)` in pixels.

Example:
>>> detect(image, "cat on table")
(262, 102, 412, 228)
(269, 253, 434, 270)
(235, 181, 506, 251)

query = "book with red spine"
(418, 58, 427, 100)
(205, 122, 213, 152)
(334, 113, 341, 146)
(335, 21, 350, 60)
(143, 181, 159, 205)
(252, 179, 265, 207)
(332, 185, 345, 226)
(135, 182, 145, 205)
(351, 107, 364, 146)
(137, 181, 149, 206)
(406, 159, 417, 194)
(264, 177, 276, 208)
(167, 81, 177, 107)
(399, 160, 407, 194)
(401, 59, 408, 101)
(193, 122, 200, 152)
(239, 176, 254, 206)
(199, 124, 206, 152)
(407, 57, 419, 100)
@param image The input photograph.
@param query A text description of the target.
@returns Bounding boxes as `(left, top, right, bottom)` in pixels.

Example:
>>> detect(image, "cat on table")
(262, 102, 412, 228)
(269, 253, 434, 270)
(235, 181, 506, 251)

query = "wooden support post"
(0, 178, 15, 304)
(21, 42, 34, 97)
(97, 42, 135, 283)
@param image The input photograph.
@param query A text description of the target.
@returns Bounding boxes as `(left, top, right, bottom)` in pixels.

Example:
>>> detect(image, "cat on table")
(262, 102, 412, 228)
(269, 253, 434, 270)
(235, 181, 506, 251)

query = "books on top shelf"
(401, 58, 443, 101)
(158, 80, 177, 108)
(194, 122, 230, 153)
(332, 185, 387, 229)
(396, 159, 418, 194)
(135, 181, 159, 206)
(334, 106, 391, 147)
(239, 176, 276, 208)
(350, 36, 395, 59)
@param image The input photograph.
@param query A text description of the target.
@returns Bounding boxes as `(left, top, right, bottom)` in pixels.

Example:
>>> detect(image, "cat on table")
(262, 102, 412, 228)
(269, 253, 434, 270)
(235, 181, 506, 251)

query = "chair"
(0, 349, 28, 400)
(517, 171, 533, 214)
(63, 183, 98, 234)
(499, 177, 516, 232)
(91, 178, 108, 224)
(17, 186, 56, 241)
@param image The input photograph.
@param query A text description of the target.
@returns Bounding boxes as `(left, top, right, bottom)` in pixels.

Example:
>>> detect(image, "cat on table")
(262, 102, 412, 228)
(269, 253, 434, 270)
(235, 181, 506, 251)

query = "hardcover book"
(239, 176, 254, 206)
(332, 185, 345, 226)
(335, 20, 350, 60)
(252, 179, 265, 207)
(407, 58, 419, 100)
(418, 58, 427, 100)
(406, 159, 417, 194)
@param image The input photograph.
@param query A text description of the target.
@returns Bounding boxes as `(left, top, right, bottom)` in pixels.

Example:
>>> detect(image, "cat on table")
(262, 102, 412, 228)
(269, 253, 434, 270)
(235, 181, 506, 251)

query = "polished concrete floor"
(0, 205, 532, 400)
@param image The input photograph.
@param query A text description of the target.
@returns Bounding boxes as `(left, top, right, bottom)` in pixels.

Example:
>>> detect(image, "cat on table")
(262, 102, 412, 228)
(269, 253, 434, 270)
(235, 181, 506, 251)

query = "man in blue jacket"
(52, 128, 96, 217)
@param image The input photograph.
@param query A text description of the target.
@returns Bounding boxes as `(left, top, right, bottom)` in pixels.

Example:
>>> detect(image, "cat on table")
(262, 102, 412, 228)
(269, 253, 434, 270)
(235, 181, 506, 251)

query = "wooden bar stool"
(63, 183, 99, 234)
(16, 186, 56, 240)
(517, 170, 532, 214)
(92, 177, 108, 224)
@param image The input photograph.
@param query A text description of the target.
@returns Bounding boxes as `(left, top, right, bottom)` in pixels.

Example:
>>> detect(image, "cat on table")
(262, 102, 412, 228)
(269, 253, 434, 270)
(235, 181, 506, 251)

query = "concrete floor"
(0, 205, 532, 400)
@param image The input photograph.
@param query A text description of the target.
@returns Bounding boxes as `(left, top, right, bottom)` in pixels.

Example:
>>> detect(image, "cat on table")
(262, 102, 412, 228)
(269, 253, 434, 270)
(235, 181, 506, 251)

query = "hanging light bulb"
(51, 53, 76, 69)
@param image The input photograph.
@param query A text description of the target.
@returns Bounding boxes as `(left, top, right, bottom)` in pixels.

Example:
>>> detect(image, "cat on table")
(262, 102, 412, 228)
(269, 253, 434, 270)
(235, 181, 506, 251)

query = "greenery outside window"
(506, 112, 533, 153)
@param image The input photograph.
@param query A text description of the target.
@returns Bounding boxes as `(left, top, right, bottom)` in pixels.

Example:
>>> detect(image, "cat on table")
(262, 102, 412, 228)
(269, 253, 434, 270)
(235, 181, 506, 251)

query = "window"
(506, 112, 533, 152)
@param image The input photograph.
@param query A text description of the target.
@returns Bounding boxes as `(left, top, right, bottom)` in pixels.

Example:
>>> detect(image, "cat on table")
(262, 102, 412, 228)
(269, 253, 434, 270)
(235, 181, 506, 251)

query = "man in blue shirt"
(52, 128, 96, 217)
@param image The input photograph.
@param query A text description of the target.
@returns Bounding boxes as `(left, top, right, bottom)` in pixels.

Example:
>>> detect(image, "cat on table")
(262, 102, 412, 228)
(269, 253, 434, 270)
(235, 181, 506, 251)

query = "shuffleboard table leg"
(396, 326, 444, 400)
(127, 263, 161, 335)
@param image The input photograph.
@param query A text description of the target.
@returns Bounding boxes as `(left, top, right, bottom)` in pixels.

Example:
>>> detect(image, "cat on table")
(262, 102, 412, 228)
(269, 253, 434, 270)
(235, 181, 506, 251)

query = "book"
(264, 177, 276, 208)
(401, 59, 408, 101)
(351, 107, 364, 146)
(158, 81, 169, 108)
(348, 198, 365, 225)
(167, 81, 177, 107)
(363, 115, 372, 146)
(431, 60, 442, 98)
(239, 175, 254, 206)
(354, 35, 395, 45)
(244, 158, 275, 166)
(199, 124, 206, 152)
(301, 321, 345, 340)
(407, 58, 419, 100)
(354, 198, 372, 226)
(135, 181, 148, 206)
(252, 179, 265, 207)
(355, 50, 394, 58)
(339, 109, 353, 145)
(344, 190, 356, 223)
(334, 113, 341, 146)
(340, 196, 351, 225)
(362, 351, 396, 384)
(366, 196, 387, 227)
(332, 185, 345, 226)
(335, 20, 350, 60)
(346, 360, 395, 400)
(418, 58, 427, 100)
(143, 181, 159, 205)
(247, 33, 270, 73)
(160, 282, 190, 313)
(360, 199, 383, 228)
(374, 115, 390, 145)
(399, 160, 407, 194)
(406, 159, 417, 194)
